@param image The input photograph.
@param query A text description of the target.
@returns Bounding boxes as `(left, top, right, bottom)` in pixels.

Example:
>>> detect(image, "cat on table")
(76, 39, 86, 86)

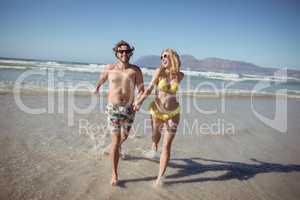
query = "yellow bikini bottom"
(148, 101, 180, 121)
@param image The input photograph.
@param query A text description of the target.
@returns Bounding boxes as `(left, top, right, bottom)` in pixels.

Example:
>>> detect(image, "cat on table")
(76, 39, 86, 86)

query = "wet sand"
(1, 93, 300, 200)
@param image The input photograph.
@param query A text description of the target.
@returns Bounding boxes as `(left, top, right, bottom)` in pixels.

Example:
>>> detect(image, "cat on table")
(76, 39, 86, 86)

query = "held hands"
(132, 101, 141, 112)
(133, 92, 143, 112)
(93, 89, 99, 95)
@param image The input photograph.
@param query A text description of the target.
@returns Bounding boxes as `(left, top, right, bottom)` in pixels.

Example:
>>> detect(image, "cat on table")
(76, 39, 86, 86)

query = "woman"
(134, 48, 184, 185)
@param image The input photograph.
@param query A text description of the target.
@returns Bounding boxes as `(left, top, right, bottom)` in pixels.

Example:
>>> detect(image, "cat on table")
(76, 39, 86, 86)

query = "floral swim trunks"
(105, 103, 135, 133)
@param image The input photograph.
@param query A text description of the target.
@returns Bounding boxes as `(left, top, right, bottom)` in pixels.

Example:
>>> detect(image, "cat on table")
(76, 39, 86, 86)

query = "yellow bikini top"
(157, 78, 179, 94)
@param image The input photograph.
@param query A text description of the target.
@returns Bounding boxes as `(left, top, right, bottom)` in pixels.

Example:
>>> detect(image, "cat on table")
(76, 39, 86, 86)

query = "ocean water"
(1, 59, 300, 199)
(1, 58, 300, 98)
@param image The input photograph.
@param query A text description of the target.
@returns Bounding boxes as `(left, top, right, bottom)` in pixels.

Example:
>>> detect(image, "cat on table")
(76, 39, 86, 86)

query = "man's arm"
(135, 67, 145, 96)
(134, 67, 162, 110)
(94, 64, 110, 93)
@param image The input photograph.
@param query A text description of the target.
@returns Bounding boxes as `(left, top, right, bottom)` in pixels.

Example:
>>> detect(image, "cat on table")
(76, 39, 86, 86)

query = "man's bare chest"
(108, 70, 136, 84)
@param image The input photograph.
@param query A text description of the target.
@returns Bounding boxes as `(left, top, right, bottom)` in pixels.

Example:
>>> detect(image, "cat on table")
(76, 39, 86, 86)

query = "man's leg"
(118, 122, 133, 159)
(120, 130, 129, 145)
(103, 124, 131, 157)
(118, 111, 135, 158)
(119, 130, 128, 158)
(110, 130, 121, 186)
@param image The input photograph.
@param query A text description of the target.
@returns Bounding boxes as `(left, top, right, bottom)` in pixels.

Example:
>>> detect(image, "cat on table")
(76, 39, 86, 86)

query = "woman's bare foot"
(111, 174, 118, 186)
(153, 176, 164, 187)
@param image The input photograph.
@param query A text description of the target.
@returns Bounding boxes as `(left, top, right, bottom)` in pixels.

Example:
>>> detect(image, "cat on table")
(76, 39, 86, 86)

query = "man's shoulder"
(129, 64, 142, 73)
(105, 64, 116, 70)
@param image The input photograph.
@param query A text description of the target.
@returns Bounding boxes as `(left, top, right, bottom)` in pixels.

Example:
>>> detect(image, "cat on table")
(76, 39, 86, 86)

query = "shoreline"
(1, 88, 300, 99)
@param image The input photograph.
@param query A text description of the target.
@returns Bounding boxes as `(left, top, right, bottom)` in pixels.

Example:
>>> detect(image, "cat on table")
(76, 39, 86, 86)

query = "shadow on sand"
(120, 156, 300, 186)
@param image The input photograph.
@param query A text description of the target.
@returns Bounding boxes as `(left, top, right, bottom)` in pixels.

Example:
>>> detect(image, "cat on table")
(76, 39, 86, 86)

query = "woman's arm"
(171, 71, 184, 82)
(178, 71, 184, 82)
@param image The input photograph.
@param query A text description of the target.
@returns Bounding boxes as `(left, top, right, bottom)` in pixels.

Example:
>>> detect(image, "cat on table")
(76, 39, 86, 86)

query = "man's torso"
(107, 64, 139, 105)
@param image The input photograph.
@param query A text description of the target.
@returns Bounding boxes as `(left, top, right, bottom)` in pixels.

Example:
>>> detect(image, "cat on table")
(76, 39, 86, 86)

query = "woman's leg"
(156, 114, 180, 185)
(151, 115, 164, 152)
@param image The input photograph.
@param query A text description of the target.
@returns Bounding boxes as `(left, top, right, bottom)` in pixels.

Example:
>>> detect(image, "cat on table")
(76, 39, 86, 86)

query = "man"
(94, 40, 144, 186)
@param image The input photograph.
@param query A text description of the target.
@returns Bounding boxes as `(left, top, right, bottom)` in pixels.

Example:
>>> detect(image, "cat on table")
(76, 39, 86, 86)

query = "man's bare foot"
(103, 144, 127, 159)
(111, 175, 118, 186)
(119, 147, 127, 160)
(144, 149, 159, 160)
(103, 144, 111, 156)
(151, 143, 157, 152)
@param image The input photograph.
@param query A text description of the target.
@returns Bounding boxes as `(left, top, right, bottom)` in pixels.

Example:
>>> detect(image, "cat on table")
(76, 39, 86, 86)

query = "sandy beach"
(1, 93, 300, 200)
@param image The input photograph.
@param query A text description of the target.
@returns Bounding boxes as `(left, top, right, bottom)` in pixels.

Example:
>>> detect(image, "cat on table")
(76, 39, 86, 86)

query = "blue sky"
(0, 0, 299, 69)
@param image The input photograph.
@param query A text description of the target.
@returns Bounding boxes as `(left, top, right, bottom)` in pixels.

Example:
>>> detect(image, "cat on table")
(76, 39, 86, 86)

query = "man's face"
(117, 45, 131, 63)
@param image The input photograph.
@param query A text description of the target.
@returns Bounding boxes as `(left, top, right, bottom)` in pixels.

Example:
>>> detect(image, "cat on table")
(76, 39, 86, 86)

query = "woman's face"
(160, 52, 170, 68)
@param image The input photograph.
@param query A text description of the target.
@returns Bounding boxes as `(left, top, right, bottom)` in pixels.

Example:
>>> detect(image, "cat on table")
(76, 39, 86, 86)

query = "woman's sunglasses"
(160, 54, 168, 60)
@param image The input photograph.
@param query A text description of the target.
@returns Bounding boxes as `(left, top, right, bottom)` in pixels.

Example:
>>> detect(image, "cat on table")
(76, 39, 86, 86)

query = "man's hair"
(112, 40, 135, 57)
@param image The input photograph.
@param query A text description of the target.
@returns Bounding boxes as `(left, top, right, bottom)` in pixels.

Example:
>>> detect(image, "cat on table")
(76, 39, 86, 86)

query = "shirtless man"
(94, 40, 144, 185)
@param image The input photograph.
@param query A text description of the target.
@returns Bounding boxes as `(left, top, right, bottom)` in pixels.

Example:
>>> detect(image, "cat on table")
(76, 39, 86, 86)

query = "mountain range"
(134, 55, 300, 78)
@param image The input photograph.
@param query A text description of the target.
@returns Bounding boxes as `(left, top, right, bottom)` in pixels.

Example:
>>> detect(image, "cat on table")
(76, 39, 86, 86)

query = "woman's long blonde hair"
(161, 48, 181, 75)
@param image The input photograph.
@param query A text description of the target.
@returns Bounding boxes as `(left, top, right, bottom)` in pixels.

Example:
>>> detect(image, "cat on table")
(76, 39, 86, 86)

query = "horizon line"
(0, 55, 298, 71)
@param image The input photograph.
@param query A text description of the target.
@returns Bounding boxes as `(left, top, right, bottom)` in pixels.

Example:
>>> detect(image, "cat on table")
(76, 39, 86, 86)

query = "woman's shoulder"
(154, 67, 165, 77)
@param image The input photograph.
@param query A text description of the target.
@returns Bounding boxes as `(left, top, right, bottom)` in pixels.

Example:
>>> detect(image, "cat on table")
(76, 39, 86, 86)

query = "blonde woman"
(133, 48, 184, 185)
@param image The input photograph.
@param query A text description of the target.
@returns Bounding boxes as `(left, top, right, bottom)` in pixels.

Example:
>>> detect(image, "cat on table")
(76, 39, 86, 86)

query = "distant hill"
(134, 54, 300, 78)
(134, 55, 160, 69)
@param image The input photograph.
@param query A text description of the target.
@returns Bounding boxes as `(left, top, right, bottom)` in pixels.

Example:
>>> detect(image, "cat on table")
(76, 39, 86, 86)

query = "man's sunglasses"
(117, 49, 132, 54)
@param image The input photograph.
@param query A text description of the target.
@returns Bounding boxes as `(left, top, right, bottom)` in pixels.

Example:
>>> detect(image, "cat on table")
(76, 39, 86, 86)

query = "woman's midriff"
(155, 91, 179, 112)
